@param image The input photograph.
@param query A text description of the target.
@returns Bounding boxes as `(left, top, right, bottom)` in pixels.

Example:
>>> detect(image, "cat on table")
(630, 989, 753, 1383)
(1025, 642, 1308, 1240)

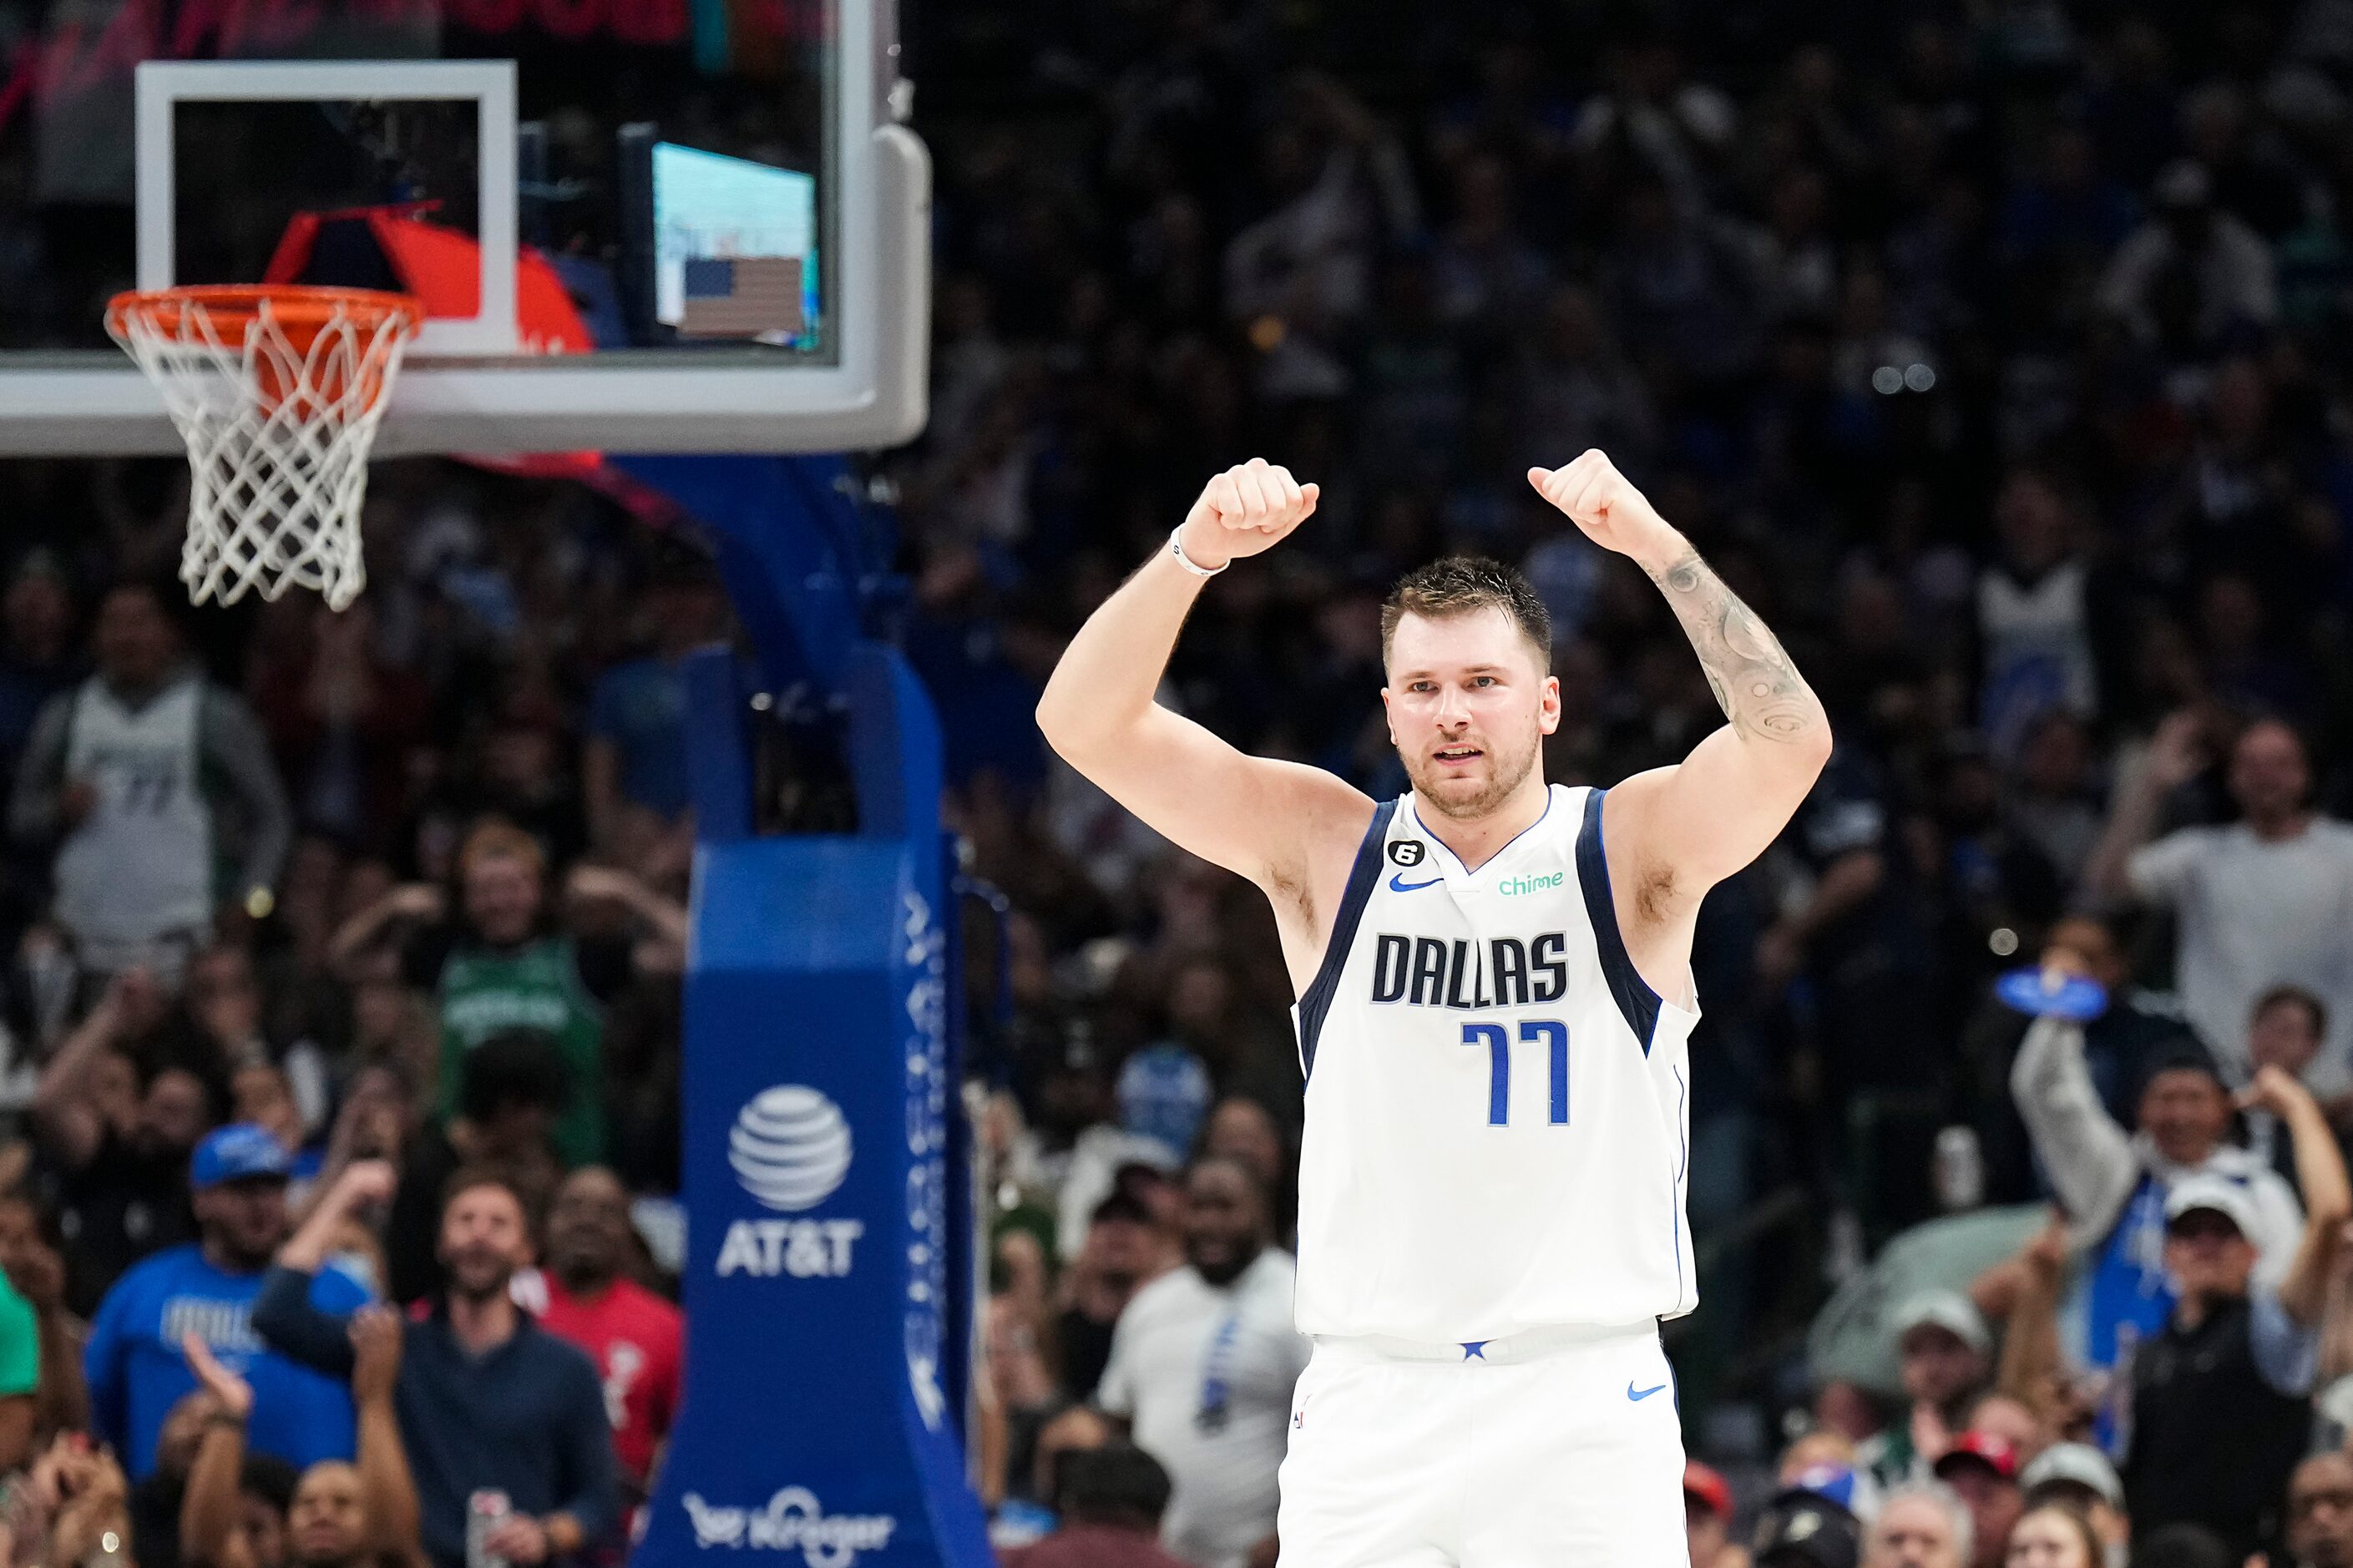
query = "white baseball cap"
(2020, 1443, 2124, 1510)
(2163, 1173, 2259, 1237)
(1892, 1290, 1991, 1357)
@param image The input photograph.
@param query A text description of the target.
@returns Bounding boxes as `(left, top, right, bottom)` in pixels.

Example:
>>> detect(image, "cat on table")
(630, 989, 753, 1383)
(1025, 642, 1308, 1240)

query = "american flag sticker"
(680, 256, 804, 337)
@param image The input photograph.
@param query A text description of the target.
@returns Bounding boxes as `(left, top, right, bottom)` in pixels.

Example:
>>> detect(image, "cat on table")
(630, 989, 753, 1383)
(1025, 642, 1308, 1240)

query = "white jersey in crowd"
(1290, 783, 1701, 1345)
(53, 671, 214, 965)
(1098, 1249, 1308, 1568)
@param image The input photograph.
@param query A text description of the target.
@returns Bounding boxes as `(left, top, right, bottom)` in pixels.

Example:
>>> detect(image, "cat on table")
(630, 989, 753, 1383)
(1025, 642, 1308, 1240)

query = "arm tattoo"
(1649, 549, 1824, 746)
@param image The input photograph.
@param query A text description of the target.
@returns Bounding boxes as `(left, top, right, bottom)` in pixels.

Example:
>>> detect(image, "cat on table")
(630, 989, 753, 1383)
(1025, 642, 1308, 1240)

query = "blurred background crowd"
(7, 0, 2353, 1567)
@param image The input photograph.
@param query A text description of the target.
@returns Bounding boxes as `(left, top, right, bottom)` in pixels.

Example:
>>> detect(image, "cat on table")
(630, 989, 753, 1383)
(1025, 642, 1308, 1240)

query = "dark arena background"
(1, 2, 2352, 1566)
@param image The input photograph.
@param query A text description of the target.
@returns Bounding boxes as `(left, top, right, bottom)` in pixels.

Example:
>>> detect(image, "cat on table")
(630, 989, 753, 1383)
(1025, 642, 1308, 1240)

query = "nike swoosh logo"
(1627, 1382, 1667, 1402)
(1389, 873, 1443, 893)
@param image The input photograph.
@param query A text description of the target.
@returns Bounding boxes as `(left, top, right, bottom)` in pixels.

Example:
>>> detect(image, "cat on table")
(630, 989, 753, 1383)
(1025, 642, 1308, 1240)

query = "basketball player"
(1037, 452, 1831, 1565)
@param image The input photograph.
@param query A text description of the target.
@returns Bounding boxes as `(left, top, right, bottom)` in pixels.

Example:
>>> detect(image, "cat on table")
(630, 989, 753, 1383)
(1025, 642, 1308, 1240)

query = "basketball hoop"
(105, 285, 422, 611)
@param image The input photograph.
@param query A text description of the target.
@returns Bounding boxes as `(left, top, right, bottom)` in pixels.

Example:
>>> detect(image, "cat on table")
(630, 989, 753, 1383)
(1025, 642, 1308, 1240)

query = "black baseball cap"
(1752, 1490, 1861, 1568)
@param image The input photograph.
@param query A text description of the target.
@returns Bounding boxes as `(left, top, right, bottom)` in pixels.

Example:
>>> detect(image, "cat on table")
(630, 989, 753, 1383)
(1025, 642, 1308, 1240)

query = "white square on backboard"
(135, 59, 519, 357)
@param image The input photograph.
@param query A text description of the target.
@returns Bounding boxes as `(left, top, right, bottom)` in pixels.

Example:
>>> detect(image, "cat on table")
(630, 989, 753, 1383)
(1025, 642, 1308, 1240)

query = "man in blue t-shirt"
(583, 562, 730, 834)
(84, 1123, 371, 1478)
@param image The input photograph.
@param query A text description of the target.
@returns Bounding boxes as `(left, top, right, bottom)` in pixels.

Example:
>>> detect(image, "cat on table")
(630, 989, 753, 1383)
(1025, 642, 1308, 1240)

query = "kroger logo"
(681, 1489, 896, 1565)
(730, 1086, 853, 1212)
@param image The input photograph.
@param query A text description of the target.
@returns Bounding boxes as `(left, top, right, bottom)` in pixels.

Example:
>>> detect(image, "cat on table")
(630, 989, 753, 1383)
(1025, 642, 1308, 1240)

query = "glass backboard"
(0, 0, 926, 453)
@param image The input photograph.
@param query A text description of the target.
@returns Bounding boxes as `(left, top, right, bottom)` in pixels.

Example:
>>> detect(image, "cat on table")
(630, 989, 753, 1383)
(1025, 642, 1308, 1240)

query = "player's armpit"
(1050, 704, 1374, 919)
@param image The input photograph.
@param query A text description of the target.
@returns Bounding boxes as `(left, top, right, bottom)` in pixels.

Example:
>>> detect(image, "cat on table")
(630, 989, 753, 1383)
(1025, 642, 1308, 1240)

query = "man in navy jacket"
(253, 1161, 616, 1568)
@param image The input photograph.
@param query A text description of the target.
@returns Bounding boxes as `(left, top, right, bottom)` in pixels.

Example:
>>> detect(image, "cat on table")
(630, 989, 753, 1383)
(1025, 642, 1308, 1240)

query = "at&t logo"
(718, 1086, 862, 1279)
(730, 1086, 853, 1209)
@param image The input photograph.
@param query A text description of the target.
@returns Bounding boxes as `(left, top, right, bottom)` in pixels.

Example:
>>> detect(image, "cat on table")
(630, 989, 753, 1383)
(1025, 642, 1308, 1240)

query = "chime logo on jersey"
(1369, 931, 1571, 1010)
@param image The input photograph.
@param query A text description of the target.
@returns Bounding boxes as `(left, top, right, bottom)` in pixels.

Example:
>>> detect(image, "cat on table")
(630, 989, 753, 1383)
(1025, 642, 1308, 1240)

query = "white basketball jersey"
(1290, 784, 1700, 1343)
(54, 672, 213, 959)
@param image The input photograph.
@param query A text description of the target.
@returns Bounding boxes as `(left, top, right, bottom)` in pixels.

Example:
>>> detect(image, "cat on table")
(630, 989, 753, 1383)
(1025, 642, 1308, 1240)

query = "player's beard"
(1403, 720, 1543, 822)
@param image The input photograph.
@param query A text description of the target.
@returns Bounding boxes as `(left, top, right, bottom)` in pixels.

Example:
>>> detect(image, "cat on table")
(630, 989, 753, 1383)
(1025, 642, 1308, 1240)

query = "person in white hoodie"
(2010, 1007, 2300, 1404)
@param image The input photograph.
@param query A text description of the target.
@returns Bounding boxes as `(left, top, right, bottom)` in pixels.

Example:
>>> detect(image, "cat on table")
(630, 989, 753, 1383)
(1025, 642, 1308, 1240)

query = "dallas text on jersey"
(1368, 933, 1570, 1011)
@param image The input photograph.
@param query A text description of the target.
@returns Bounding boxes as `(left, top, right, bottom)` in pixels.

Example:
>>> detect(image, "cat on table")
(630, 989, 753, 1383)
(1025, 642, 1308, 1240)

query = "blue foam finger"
(1995, 967, 2109, 1021)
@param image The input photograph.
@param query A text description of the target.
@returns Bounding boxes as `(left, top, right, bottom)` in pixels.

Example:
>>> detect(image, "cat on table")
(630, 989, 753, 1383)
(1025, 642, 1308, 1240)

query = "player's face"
(1383, 608, 1558, 822)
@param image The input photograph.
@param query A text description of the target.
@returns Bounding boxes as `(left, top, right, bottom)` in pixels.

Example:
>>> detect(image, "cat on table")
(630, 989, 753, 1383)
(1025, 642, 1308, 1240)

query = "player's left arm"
(1529, 453, 1833, 921)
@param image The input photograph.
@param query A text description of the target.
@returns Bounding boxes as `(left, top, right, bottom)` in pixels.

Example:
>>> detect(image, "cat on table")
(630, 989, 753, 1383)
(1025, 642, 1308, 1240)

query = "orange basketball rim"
(104, 285, 423, 611)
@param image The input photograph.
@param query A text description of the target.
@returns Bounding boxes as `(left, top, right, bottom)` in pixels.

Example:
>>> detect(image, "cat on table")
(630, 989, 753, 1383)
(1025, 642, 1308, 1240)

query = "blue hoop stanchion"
(625, 457, 993, 1568)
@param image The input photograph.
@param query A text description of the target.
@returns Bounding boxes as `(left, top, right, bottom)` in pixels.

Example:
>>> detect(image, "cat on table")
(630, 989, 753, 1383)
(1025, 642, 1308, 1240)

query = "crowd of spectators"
(0, 468, 700, 1568)
(906, 0, 2353, 1565)
(5, 2, 2353, 1568)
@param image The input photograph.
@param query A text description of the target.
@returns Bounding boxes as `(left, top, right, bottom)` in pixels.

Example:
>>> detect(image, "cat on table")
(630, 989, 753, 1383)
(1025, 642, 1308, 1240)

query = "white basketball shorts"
(1277, 1320, 1689, 1567)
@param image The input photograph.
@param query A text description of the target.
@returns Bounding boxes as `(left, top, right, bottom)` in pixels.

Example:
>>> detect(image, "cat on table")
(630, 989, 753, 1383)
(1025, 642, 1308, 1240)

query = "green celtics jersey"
(437, 935, 605, 1166)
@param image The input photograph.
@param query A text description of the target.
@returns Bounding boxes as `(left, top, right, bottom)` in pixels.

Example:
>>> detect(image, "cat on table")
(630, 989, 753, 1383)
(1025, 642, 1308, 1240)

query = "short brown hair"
(458, 818, 545, 883)
(441, 1163, 528, 1216)
(1379, 557, 1551, 672)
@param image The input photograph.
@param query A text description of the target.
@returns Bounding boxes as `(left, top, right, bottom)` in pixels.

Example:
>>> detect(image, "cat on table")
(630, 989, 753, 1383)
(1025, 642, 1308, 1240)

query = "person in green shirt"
(329, 818, 686, 1169)
(0, 1265, 43, 1471)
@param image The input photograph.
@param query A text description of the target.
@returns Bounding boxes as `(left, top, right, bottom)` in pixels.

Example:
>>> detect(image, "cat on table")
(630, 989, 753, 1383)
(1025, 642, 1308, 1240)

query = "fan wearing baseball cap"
(2019, 1443, 2128, 1568)
(2123, 1065, 2351, 1562)
(1753, 1484, 1861, 1568)
(2010, 992, 2304, 1405)
(1930, 1433, 2021, 1568)
(1687, 1460, 1750, 1568)
(83, 1124, 374, 1479)
(1858, 1292, 1991, 1489)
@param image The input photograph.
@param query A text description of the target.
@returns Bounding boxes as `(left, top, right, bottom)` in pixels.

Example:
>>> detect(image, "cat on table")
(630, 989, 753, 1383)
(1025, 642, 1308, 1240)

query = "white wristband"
(1168, 526, 1228, 578)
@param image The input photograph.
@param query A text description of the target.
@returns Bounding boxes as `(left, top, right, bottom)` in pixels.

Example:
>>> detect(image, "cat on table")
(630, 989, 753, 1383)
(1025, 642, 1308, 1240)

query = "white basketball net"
(109, 293, 417, 611)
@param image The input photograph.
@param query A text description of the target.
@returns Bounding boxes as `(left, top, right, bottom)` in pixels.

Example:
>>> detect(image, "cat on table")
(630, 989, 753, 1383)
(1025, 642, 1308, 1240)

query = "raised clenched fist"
(333, 1158, 399, 1210)
(1527, 450, 1680, 565)
(1178, 458, 1320, 572)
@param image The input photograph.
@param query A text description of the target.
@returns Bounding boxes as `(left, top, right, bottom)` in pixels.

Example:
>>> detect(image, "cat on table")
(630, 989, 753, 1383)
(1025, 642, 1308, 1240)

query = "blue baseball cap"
(191, 1124, 294, 1190)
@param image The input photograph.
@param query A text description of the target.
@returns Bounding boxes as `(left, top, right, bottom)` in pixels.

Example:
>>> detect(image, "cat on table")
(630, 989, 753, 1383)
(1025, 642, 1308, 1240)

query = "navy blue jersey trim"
(1576, 787, 1662, 1054)
(1298, 799, 1398, 1080)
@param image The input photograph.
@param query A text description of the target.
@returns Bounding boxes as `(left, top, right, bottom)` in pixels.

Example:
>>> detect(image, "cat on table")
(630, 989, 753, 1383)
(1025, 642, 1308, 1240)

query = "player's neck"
(1413, 777, 1552, 874)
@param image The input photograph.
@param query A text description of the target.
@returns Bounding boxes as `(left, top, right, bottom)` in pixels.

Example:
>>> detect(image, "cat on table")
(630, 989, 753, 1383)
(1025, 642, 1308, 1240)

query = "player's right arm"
(1037, 461, 1374, 943)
